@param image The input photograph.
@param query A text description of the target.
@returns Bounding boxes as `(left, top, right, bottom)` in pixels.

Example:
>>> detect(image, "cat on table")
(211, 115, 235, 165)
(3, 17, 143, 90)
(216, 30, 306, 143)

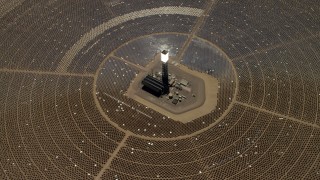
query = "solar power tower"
(161, 50, 170, 94)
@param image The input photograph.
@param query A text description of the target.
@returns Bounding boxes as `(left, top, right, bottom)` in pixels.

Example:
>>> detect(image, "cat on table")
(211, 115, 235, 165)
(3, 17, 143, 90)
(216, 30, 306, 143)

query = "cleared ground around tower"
(126, 54, 218, 123)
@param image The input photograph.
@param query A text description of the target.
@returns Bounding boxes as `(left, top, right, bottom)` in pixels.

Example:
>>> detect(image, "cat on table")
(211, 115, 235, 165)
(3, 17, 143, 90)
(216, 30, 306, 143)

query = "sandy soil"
(126, 55, 218, 123)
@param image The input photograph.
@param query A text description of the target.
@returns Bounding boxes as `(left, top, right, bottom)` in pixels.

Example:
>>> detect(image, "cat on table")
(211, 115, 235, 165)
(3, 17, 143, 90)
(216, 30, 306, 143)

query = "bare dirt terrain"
(126, 55, 218, 123)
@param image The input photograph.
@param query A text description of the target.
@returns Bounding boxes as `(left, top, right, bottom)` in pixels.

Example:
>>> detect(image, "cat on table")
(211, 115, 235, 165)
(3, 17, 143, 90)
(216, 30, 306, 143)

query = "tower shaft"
(162, 62, 169, 94)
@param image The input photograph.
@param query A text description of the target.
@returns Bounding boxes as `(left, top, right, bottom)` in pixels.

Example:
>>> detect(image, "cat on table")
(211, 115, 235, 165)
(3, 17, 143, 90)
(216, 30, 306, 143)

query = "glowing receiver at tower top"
(161, 50, 169, 63)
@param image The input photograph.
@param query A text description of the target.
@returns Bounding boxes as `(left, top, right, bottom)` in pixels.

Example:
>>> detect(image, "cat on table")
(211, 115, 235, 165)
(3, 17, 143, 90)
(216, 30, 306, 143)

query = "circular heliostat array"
(0, 0, 319, 179)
